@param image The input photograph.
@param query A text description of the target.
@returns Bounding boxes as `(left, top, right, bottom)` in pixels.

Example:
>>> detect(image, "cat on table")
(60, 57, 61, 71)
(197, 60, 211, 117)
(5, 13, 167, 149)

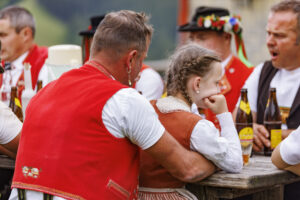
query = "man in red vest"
(9, 10, 216, 200)
(179, 6, 253, 129)
(0, 5, 48, 105)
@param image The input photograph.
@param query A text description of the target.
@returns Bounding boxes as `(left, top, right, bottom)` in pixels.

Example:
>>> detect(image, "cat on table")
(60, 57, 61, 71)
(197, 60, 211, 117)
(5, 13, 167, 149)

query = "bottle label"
(239, 127, 253, 147)
(14, 98, 22, 108)
(271, 129, 282, 149)
(239, 101, 251, 115)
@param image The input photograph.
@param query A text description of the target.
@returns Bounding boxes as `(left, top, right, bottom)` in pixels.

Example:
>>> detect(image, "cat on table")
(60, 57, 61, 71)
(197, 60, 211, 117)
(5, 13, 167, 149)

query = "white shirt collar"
(11, 51, 29, 70)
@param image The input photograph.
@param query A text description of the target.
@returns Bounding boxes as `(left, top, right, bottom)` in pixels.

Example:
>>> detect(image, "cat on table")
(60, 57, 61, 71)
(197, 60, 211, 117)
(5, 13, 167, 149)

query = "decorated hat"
(79, 15, 105, 37)
(178, 6, 252, 68)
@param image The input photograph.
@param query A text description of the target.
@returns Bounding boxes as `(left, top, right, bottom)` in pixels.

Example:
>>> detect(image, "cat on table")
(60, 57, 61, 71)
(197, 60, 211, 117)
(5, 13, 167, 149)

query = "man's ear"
(125, 50, 137, 69)
(19, 27, 33, 43)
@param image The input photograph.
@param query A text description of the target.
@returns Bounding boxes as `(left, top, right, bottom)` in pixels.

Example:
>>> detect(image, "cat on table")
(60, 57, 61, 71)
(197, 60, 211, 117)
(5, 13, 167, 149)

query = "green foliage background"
(1, 0, 178, 60)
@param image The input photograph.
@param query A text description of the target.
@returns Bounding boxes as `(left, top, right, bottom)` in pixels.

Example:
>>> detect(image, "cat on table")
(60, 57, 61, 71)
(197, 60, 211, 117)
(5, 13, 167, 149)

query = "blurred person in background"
(79, 14, 164, 100)
(0, 5, 48, 106)
(237, 1, 300, 199)
(179, 6, 253, 129)
(9, 10, 215, 200)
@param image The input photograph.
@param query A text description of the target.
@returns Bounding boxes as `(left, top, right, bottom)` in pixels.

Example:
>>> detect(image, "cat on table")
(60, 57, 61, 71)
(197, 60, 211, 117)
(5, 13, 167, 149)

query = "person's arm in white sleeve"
(190, 112, 242, 173)
(0, 102, 22, 158)
(272, 126, 300, 175)
(103, 88, 216, 182)
(135, 68, 164, 101)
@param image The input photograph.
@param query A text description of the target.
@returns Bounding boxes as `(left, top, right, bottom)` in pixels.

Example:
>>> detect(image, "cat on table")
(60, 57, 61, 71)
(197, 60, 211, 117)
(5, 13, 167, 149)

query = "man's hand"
(253, 123, 270, 152)
(203, 94, 228, 115)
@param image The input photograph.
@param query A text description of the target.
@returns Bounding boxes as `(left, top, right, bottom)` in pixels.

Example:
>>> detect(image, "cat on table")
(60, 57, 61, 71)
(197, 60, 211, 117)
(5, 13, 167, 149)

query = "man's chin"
(271, 60, 281, 69)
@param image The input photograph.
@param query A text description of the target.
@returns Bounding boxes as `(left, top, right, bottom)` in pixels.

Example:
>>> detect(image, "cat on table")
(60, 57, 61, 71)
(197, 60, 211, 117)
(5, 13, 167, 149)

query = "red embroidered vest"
(139, 100, 202, 188)
(205, 56, 253, 129)
(12, 64, 140, 200)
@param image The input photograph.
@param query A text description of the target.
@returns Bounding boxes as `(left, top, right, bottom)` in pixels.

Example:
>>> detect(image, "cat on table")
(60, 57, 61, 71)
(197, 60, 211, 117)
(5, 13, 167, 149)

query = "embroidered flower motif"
(22, 166, 40, 178)
(22, 166, 29, 176)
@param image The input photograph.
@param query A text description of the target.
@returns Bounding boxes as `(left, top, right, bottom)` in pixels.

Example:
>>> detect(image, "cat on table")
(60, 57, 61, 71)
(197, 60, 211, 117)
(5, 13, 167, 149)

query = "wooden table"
(187, 155, 300, 200)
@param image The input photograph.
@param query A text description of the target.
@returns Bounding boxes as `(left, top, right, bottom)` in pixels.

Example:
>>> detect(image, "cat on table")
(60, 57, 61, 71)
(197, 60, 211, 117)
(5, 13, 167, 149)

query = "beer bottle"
(36, 80, 43, 92)
(236, 88, 253, 165)
(263, 88, 282, 156)
(9, 86, 23, 122)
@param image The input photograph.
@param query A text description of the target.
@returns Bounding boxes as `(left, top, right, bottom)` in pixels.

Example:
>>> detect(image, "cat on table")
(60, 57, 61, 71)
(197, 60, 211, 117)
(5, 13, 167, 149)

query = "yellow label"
(14, 98, 22, 108)
(239, 101, 251, 115)
(271, 129, 282, 149)
(279, 106, 290, 125)
(239, 127, 253, 147)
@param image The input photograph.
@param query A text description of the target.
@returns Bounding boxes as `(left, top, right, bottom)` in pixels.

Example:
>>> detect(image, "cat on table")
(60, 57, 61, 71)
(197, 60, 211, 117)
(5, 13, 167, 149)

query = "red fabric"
(205, 56, 254, 129)
(12, 64, 140, 200)
(139, 100, 202, 188)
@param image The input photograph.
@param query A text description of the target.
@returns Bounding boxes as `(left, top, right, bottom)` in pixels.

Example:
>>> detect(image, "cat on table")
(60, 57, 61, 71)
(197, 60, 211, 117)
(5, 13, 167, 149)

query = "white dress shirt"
(135, 68, 164, 101)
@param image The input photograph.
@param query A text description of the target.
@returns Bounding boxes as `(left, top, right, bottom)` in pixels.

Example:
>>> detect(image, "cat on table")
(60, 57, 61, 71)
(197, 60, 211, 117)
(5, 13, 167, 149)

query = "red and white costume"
(10, 61, 164, 200)
(0, 44, 48, 105)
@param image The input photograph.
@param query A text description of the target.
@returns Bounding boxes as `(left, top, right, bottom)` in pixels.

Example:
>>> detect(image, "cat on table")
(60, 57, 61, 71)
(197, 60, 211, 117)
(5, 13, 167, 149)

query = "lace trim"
(156, 96, 191, 113)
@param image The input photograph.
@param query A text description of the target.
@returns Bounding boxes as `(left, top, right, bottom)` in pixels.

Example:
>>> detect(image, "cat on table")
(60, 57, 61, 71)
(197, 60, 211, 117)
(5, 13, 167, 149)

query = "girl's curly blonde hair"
(166, 43, 221, 105)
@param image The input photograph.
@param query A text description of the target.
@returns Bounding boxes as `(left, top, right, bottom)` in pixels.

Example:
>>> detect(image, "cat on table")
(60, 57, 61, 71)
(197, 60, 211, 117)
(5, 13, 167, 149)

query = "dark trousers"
(0, 168, 14, 200)
(221, 181, 300, 200)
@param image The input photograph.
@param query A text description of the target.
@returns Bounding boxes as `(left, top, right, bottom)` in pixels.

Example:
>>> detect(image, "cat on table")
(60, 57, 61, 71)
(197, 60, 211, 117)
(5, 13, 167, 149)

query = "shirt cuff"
(280, 135, 300, 165)
(216, 112, 234, 127)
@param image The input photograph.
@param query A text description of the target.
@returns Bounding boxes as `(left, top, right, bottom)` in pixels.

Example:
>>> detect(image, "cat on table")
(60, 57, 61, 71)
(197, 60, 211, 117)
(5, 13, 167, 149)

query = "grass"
(17, 0, 67, 47)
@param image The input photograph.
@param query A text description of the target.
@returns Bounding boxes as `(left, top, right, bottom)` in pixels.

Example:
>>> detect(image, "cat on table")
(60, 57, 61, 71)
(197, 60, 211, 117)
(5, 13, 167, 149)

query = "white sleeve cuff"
(280, 129, 300, 165)
(216, 112, 235, 136)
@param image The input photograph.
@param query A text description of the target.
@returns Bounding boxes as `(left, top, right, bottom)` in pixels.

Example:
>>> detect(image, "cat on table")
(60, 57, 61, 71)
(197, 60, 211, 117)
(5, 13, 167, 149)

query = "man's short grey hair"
(0, 5, 36, 37)
(271, 0, 300, 44)
(90, 10, 153, 60)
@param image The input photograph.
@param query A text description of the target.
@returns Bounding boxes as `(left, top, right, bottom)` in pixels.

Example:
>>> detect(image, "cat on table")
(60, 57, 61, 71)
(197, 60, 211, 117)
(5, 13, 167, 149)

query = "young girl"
(139, 43, 243, 200)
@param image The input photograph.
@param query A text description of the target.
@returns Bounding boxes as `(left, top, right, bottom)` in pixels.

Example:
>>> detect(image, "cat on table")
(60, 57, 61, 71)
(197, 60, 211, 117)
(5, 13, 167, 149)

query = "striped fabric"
(138, 187, 198, 200)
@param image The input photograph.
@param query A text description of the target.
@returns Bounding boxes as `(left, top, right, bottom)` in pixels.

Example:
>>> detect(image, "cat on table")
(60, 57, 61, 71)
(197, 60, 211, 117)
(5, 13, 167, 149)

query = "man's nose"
(266, 34, 275, 46)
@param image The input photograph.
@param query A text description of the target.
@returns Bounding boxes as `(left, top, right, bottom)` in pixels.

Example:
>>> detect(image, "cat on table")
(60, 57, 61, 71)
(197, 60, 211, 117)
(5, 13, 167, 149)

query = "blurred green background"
(1, 0, 178, 61)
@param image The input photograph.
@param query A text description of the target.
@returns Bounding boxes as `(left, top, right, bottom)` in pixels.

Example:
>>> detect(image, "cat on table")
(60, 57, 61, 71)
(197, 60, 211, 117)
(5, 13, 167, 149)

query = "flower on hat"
(197, 14, 242, 34)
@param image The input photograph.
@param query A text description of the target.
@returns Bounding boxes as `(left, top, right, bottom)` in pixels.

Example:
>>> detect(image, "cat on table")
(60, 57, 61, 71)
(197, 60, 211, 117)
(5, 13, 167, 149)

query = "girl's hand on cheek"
(203, 94, 228, 115)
